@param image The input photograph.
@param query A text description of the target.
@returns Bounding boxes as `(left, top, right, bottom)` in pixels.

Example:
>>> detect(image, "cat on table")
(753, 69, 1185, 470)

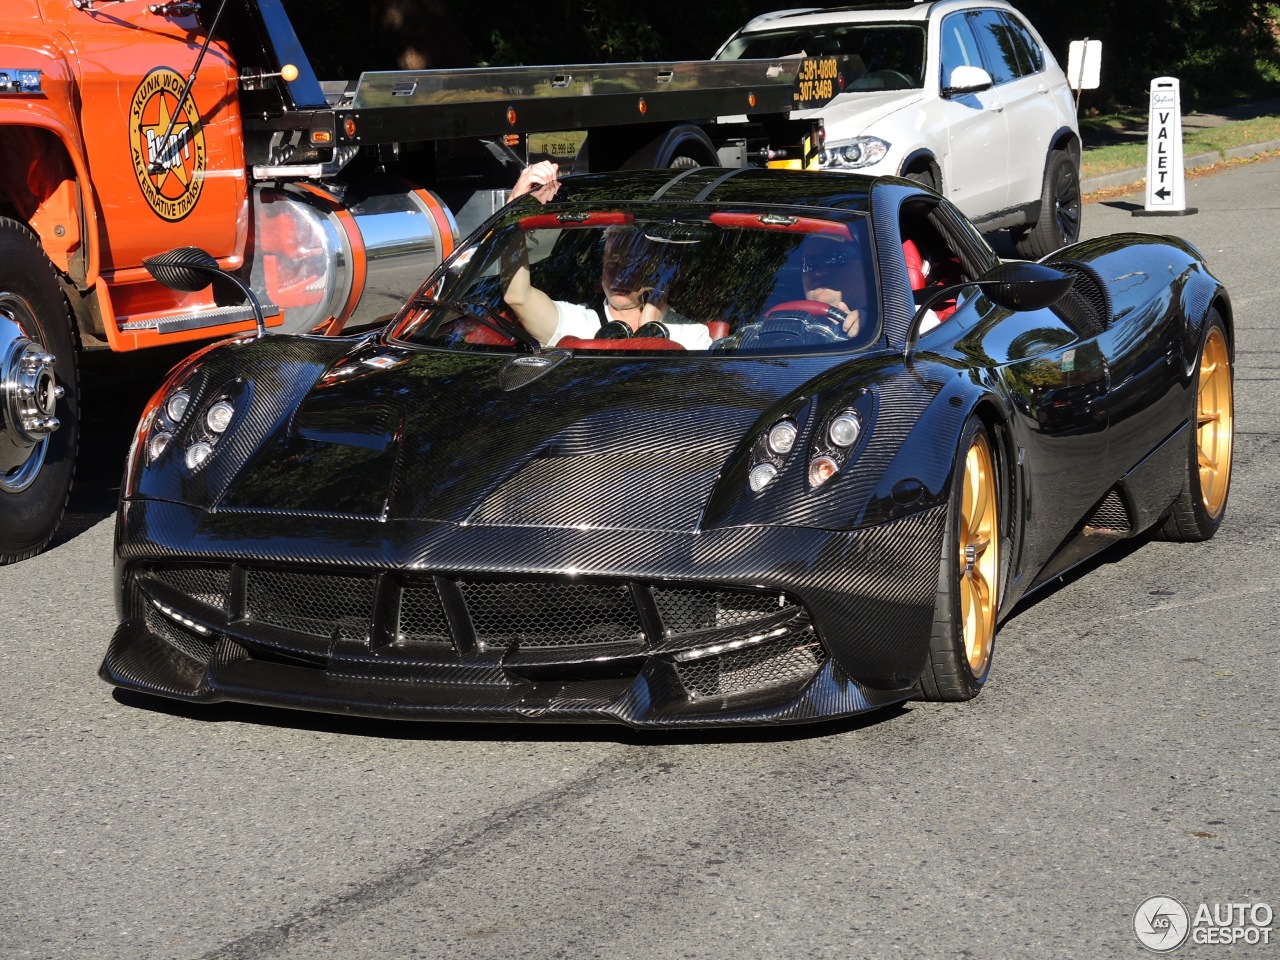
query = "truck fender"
(0, 113, 99, 287)
(618, 123, 720, 170)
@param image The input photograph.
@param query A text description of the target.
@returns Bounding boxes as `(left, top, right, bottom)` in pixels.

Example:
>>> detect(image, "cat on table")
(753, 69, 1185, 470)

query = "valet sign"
(1134, 896, 1274, 951)
(1139, 77, 1195, 216)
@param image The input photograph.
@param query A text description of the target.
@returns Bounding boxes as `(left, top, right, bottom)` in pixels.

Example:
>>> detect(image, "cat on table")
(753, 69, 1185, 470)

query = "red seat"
(465, 323, 515, 346)
(904, 239, 958, 324)
(706, 320, 730, 340)
(903, 239, 928, 291)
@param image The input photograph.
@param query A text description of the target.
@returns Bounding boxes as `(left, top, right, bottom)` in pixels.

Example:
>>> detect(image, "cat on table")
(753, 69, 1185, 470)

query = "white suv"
(715, 1, 1082, 258)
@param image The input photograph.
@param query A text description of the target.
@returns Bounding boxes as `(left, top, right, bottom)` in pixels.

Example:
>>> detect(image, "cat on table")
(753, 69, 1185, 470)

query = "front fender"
(702, 354, 982, 533)
(0, 64, 100, 283)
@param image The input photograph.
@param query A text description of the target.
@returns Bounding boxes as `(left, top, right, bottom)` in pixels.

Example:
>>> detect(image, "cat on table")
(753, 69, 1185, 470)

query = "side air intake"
(1047, 259, 1113, 337)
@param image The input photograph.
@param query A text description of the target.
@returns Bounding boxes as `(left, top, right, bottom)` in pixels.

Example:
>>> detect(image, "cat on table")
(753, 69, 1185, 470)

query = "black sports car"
(101, 169, 1234, 727)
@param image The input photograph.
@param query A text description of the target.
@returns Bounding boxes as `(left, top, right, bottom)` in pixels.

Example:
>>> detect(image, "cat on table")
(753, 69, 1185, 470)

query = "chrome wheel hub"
(1, 310, 62, 493)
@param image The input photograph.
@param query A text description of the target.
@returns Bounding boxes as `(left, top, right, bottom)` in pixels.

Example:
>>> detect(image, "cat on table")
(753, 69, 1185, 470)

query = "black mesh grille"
(675, 632, 827, 700)
(139, 563, 815, 667)
(245, 569, 376, 640)
(652, 586, 797, 635)
(398, 582, 452, 644)
(150, 564, 232, 614)
(1048, 260, 1113, 335)
(146, 606, 217, 665)
(458, 581, 644, 650)
(1085, 489, 1131, 531)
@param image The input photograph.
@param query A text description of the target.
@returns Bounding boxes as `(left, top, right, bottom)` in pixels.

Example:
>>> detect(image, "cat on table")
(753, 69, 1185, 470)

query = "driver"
(501, 163, 712, 349)
(799, 234, 865, 339)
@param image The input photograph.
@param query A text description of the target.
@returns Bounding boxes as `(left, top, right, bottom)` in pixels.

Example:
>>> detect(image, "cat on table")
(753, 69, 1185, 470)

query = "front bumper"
(102, 498, 946, 727)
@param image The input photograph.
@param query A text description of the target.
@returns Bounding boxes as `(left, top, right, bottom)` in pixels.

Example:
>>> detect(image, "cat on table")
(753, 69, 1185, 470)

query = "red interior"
(556, 336, 686, 351)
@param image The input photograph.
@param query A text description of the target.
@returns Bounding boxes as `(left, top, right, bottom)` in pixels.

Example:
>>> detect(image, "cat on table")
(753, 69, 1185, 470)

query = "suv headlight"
(820, 136, 890, 169)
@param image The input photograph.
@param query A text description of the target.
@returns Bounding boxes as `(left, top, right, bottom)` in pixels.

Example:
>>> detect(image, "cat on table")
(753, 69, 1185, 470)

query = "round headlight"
(840, 143, 864, 164)
(808, 455, 839, 488)
(828, 411, 862, 448)
(148, 431, 172, 461)
(766, 420, 798, 455)
(205, 400, 235, 434)
(165, 391, 190, 423)
(185, 441, 213, 470)
(748, 462, 778, 492)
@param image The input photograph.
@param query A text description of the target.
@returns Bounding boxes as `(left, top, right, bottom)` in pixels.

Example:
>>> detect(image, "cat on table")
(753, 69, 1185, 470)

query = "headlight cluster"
(747, 398, 871, 494)
(147, 380, 242, 470)
(747, 418, 799, 492)
(819, 136, 890, 169)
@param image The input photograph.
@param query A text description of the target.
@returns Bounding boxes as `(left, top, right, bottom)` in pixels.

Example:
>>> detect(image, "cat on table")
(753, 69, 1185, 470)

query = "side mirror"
(142, 246, 222, 293)
(943, 65, 993, 96)
(143, 246, 266, 337)
(974, 261, 1076, 312)
(904, 261, 1074, 361)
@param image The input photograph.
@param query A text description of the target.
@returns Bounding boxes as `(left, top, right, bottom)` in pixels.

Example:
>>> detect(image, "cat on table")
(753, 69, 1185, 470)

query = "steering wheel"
(762, 300, 849, 342)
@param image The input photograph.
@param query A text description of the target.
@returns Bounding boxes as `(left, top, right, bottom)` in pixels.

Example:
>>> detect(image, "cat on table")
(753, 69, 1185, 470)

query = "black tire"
(1154, 311, 1233, 542)
(0, 219, 79, 564)
(904, 167, 937, 192)
(1012, 149, 1081, 259)
(918, 417, 1000, 701)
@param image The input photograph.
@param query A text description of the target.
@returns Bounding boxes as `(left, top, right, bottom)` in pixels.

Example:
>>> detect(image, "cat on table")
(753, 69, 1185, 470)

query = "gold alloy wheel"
(1196, 326, 1233, 519)
(959, 432, 998, 676)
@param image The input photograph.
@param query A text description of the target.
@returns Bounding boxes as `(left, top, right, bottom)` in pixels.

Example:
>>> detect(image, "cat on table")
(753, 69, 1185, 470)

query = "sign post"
(1134, 77, 1197, 217)
(1066, 38, 1101, 111)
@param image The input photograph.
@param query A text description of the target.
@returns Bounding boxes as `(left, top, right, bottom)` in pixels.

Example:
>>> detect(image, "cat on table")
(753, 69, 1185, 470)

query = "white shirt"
(548, 300, 713, 350)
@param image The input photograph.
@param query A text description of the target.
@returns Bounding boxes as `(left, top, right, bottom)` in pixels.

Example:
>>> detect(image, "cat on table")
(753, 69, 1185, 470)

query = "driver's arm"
(501, 161, 564, 345)
(501, 243, 560, 345)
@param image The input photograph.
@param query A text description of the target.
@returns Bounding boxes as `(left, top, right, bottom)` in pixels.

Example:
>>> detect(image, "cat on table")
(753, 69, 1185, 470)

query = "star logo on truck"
(128, 67, 208, 222)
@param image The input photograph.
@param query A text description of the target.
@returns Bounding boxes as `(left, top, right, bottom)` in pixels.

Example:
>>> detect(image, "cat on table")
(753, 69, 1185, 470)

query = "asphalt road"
(2, 161, 1278, 960)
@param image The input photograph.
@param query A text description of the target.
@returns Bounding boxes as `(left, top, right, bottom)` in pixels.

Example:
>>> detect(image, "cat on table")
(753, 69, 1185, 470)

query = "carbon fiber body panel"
(105, 501, 939, 726)
(101, 170, 1232, 726)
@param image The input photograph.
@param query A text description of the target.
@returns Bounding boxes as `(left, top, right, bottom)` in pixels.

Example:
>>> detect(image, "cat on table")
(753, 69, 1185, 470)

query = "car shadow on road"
(1000, 532, 1154, 627)
(110, 687, 913, 744)
(45, 344, 195, 553)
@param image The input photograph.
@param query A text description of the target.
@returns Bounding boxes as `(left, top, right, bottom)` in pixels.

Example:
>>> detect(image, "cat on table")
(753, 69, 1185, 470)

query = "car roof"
(733, 0, 1018, 32)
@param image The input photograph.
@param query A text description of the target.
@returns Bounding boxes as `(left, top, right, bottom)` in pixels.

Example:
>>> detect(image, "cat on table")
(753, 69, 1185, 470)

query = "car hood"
(796, 90, 925, 138)
(208, 345, 846, 533)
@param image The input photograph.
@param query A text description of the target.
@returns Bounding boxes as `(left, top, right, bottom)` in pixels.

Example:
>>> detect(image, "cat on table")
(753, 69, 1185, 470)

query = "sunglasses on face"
(802, 249, 854, 275)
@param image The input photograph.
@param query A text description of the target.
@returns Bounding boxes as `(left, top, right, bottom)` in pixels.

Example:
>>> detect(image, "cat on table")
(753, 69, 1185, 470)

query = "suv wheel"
(1012, 150, 1081, 259)
(905, 167, 937, 192)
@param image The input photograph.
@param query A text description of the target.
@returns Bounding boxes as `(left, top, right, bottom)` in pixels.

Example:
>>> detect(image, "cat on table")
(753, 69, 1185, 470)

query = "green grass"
(1081, 115, 1280, 179)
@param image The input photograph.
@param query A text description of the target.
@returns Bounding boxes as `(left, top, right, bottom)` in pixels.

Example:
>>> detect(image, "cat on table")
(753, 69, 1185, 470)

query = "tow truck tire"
(0, 219, 79, 564)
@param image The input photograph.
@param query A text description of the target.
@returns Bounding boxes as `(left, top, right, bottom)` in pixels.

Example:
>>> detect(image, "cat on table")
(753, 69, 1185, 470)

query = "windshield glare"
(391, 208, 880, 355)
(718, 24, 925, 91)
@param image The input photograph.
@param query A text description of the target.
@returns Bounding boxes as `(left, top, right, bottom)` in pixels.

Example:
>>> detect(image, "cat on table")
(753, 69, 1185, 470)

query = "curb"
(1081, 137, 1280, 196)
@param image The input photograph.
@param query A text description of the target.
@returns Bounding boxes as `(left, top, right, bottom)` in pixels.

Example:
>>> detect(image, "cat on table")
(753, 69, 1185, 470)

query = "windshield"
(390, 205, 881, 356)
(717, 24, 925, 91)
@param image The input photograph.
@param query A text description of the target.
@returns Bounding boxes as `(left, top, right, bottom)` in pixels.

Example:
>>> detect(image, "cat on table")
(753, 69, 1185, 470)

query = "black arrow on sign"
(1154, 187, 1172, 200)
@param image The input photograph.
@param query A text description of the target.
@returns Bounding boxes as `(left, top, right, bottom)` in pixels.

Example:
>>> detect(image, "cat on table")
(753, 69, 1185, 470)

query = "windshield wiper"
(414, 297, 542, 351)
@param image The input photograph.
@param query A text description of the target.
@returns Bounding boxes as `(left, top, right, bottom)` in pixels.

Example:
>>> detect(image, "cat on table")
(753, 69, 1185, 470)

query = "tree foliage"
(289, 0, 1280, 108)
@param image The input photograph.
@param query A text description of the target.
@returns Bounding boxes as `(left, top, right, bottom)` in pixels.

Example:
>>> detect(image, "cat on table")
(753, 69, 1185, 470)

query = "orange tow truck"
(0, 0, 825, 562)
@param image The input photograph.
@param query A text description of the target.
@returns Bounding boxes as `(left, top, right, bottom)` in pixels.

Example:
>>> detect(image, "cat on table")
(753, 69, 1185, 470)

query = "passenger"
(799, 234, 865, 339)
(502, 162, 712, 348)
